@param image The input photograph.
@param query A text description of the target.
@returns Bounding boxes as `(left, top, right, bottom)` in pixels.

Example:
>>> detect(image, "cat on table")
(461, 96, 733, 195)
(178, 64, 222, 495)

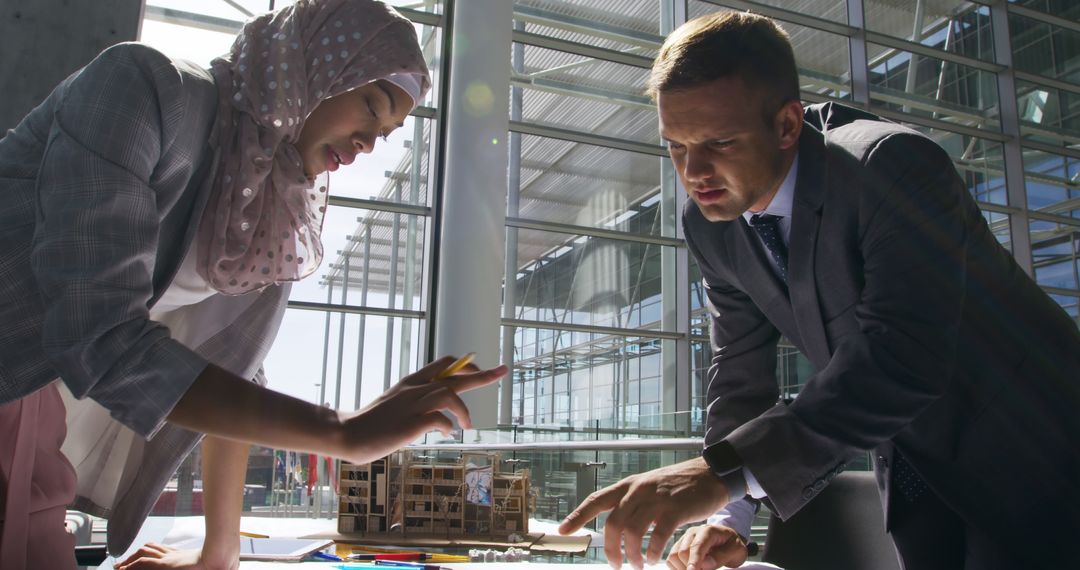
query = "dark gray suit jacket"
(0, 43, 290, 553)
(684, 102, 1080, 557)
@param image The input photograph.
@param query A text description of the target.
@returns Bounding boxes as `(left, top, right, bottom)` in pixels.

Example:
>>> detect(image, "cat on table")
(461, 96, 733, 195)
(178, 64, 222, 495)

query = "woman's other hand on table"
(666, 523, 750, 570)
(114, 543, 238, 570)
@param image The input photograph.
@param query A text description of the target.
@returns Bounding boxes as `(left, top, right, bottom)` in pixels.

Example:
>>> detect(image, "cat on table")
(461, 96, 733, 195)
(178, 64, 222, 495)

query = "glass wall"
(131, 0, 1080, 533)
(1008, 0, 1080, 314)
(504, 1, 686, 436)
(502, 0, 1080, 524)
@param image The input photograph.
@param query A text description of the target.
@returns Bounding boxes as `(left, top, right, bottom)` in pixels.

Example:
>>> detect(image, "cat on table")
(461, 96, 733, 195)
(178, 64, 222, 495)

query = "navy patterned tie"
(748, 214, 788, 284)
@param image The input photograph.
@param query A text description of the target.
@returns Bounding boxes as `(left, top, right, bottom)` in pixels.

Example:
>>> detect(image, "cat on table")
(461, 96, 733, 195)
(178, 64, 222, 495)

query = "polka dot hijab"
(197, 0, 430, 294)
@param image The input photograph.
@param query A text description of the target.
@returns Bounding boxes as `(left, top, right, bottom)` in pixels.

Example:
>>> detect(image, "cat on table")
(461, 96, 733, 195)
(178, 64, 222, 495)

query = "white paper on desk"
(171, 537, 334, 561)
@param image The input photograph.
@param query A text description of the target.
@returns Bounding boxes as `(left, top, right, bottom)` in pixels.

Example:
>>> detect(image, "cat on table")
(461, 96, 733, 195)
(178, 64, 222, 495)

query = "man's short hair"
(646, 11, 799, 110)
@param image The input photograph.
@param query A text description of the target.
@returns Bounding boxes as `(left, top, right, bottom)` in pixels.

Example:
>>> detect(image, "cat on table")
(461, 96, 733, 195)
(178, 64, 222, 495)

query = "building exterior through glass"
(135, 0, 1078, 531)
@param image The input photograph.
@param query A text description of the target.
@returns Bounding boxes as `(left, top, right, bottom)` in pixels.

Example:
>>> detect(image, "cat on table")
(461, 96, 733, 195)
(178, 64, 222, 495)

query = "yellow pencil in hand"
(433, 352, 476, 381)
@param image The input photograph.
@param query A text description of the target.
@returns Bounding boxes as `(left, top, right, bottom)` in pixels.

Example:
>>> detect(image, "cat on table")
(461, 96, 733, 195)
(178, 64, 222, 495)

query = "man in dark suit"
(559, 11, 1080, 570)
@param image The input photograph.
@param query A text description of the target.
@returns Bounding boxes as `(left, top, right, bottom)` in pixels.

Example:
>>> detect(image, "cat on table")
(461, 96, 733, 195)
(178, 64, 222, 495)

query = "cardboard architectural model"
(338, 450, 531, 539)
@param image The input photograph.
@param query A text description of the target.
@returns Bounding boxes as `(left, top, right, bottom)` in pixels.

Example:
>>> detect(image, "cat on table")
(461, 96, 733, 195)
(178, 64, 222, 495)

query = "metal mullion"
(555, 245, 585, 335)
(1014, 71, 1080, 98)
(1033, 252, 1078, 270)
(513, 5, 665, 49)
(659, 0, 690, 433)
(991, 0, 1035, 274)
(223, 0, 254, 18)
(412, 105, 437, 120)
(1021, 140, 1080, 161)
(502, 27, 526, 425)
(143, 5, 444, 35)
(333, 255, 349, 408)
(1016, 121, 1080, 147)
(868, 88, 997, 128)
(903, 0, 928, 112)
(865, 31, 1005, 73)
(701, 0, 857, 37)
(626, 216, 661, 331)
(1041, 286, 1080, 297)
(143, 6, 242, 34)
(798, 72, 855, 97)
(326, 195, 430, 216)
(353, 223, 371, 409)
(422, 0, 456, 366)
(510, 76, 655, 110)
(977, 201, 1022, 215)
(1027, 210, 1080, 227)
(512, 30, 655, 69)
(287, 300, 425, 320)
(1007, 4, 1080, 35)
(509, 120, 667, 156)
(506, 216, 684, 248)
(394, 6, 444, 28)
(869, 106, 1009, 142)
(398, 117, 425, 378)
(502, 317, 683, 342)
(383, 184, 403, 390)
(800, 92, 857, 106)
(318, 282, 333, 405)
(405, 438, 704, 452)
(847, 0, 871, 108)
(1022, 170, 1080, 192)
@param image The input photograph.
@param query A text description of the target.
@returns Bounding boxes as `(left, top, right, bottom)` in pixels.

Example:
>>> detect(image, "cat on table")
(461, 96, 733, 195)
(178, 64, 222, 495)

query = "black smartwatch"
(702, 440, 748, 499)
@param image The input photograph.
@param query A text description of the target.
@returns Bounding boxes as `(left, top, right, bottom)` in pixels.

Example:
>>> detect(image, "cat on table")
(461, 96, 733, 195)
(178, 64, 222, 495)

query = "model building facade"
(338, 450, 531, 538)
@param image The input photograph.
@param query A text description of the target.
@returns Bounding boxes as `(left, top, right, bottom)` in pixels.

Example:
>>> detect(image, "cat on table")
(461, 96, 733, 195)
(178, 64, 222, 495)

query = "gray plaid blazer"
(0, 43, 290, 553)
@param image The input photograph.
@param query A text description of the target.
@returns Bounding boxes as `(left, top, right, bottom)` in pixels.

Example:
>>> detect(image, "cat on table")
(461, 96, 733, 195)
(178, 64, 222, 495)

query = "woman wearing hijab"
(0, 1, 506, 568)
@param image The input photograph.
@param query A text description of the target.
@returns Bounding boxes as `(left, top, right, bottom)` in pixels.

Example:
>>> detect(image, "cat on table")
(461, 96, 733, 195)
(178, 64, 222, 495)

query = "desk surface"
(96, 516, 779, 570)
(223, 563, 780, 569)
(235, 561, 783, 568)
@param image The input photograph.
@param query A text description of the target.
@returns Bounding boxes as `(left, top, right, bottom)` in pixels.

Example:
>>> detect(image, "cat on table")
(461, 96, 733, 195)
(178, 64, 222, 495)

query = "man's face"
(296, 79, 413, 179)
(658, 76, 798, 222)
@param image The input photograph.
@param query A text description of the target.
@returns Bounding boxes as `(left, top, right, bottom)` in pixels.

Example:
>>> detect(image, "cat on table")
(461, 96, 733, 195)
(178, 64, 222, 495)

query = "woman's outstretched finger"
(441, 365, 508, 393)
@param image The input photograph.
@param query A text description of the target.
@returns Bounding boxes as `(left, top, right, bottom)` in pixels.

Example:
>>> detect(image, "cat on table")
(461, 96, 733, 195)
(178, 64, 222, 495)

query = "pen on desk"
(238, 531, 269, 538)
(348, 553, 427, 561)
(432, 352, 475, 381)
(425, 554, 470, 563)
(373, 559, 444, 570)
(345, 550, 464, 561)
(312, 550, 344, 561)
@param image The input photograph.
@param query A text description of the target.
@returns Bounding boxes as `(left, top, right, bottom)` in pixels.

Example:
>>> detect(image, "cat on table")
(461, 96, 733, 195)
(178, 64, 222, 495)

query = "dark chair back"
(762, 471, 901, 570)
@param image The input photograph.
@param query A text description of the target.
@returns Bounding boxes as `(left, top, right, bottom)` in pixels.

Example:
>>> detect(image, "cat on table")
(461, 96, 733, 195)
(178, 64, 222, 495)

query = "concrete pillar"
(431, 0, 513, 429)
(1, 0, 145, 133)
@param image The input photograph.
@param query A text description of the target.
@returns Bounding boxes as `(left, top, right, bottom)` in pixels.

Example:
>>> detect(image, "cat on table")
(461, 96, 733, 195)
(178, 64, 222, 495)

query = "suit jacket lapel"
(787, 126, 831, 367)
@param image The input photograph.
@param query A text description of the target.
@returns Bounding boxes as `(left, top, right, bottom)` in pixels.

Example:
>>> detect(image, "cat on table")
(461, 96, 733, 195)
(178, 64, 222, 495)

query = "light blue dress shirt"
(741, 154, 799, 280)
